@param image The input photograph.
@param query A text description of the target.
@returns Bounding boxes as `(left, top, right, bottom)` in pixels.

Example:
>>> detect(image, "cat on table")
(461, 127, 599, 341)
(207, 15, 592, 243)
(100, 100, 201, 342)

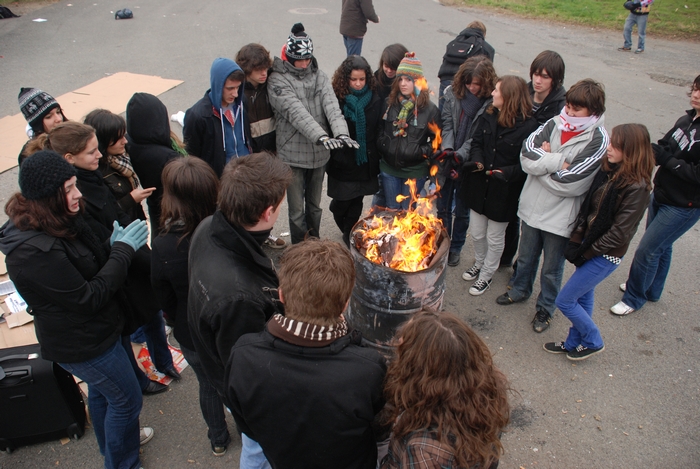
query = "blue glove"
(113, 220, 149, 251)
(109, 221, 124, 246)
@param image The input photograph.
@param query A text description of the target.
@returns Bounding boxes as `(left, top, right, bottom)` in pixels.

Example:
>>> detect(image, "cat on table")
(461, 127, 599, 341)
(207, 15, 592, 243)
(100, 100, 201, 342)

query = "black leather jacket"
(377, 101, 441, 170)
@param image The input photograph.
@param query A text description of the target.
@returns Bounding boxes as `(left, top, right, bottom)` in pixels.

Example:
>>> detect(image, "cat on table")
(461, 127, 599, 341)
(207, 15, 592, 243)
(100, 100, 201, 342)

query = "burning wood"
(352, 179, 444, 273)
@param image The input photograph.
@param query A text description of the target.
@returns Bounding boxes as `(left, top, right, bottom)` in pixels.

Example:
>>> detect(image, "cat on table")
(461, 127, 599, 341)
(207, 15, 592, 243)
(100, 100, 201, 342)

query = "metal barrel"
(346, 215, 450, 351)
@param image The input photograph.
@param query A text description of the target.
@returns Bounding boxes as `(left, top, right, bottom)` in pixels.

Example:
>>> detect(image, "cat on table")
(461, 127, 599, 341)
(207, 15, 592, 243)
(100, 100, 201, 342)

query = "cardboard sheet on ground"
(0, 72, 183, 173)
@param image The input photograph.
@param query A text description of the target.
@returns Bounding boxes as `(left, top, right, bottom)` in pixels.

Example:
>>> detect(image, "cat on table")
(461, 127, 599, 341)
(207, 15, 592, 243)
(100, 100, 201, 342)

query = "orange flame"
(354, 179, 443, 272)
(428, 121, 442, 153)
(414, 77, 429, 94)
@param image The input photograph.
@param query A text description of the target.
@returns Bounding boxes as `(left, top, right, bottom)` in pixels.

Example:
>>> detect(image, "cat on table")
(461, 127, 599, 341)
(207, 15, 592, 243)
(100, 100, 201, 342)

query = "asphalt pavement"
(0, 0, 699, 467)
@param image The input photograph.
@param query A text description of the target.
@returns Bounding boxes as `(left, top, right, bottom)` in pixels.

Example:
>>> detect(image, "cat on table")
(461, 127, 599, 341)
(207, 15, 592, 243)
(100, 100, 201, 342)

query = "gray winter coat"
(268, 57, 348, 169)
(441, 86, 490, 162)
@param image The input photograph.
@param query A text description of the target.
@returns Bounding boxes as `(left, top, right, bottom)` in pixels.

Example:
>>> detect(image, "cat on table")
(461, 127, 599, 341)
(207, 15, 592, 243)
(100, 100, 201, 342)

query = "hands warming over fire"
(485, 169, 506, 181)
(431, 149, 463, 180)
(317, 135, 359, 150)
(461, 161, 484, 173)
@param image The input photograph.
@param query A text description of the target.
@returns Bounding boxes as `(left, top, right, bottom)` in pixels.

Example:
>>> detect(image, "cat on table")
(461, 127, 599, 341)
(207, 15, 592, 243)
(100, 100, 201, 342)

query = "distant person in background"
(18, 87, 68, 166)
(618, 0, 655, 54)
(339, 0, 379, 56)
(437, 21, 495, 111)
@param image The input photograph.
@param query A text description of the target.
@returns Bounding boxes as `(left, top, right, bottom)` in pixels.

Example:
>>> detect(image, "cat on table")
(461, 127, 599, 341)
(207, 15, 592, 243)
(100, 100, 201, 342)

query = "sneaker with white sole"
(462, 264, 481, 281)
(567, 344, 605, 361)
(264, 235, 287, 249)
(610, 301, 635, 316)
(140, 427, 154, 445)
(543, 342, 569, 354)
(619, 282, 626, 292)
(469, 278, 491, 296)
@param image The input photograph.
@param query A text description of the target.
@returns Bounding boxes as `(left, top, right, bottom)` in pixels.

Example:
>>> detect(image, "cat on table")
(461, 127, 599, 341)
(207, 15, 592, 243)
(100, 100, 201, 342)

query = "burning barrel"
(346, 209, 450, 350)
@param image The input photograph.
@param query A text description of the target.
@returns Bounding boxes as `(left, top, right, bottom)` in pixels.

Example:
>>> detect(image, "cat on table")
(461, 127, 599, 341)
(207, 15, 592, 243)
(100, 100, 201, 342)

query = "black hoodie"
(126, 93, 181, 233)
(529, 82, 567, 125)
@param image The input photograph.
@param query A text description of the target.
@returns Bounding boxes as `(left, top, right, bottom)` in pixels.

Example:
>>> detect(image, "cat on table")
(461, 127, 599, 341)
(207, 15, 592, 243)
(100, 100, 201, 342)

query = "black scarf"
(455, 94, 484, 150)
(71, 214, 109, 267)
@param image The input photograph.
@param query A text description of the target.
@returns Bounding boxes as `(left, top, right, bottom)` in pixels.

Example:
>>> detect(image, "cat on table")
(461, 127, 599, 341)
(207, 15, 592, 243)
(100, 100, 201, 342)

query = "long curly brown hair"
(382, 310, 511, 468)
(452, 56, 497, 100)
(331, 55, 375, 100)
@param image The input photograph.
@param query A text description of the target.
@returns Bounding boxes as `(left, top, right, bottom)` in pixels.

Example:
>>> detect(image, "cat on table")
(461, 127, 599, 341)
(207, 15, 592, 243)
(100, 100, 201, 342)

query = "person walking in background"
(611, 75, 700, 316)
(495, 79, 608, 334)
(339, 0, 379, 56)
(548, 124, 654, 360)
(438, 56, 497, 267)
(380, 309, 510, 469)
(618, 0, 655, 54)
(151, 157, 231, 456)
(268, 23, 358, 244)
(437, 21, 495, 111)
(460, 76, 538, 296)
(327, 55, 383, 246)
(376, 52, 441, 210)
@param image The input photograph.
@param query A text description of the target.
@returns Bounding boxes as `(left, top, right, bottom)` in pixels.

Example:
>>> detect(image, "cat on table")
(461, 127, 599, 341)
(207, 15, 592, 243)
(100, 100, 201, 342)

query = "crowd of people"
(0, 16, 698, 469)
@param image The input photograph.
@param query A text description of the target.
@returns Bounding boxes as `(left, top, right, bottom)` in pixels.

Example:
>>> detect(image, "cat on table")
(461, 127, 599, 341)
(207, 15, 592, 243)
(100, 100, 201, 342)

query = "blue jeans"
(380, 172, 427, 211)
(371, 175, 386, 209)
(623, 13, 648, 50)
(59, 341, 142, 469)
(556, 256, 617, 350)
(622, 195, 700, 309)
(121, 335, 150, 391)
(437, 177, 470, 253)
(342, 35, 363, 56)
(287, 166, 325, 244)
(241, 433, 272, 469)
(180, 346, 231, 448)
(130, 311, 173, 373)
(509, 221, 569, 317)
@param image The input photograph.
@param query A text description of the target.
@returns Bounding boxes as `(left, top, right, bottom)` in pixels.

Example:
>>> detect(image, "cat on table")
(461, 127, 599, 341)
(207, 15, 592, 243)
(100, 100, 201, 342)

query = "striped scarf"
(108, 153, 139, 189)
(392, 98, 415, 137)
(267, 313, 348, 347)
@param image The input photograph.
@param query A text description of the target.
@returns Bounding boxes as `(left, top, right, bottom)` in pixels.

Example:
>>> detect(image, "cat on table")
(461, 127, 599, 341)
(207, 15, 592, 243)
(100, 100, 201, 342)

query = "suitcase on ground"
(0, 344, 86, 453)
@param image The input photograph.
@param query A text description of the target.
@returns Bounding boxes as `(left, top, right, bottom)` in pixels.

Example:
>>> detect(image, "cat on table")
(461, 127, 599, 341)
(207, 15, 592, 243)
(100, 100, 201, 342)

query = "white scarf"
(557, 108, 599, 133)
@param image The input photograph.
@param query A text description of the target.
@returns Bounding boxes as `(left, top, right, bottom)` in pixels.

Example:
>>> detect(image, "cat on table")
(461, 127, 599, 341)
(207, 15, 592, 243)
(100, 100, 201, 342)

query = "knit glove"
(485, 169, 506, 181)
(113, 219, 149, 251)
(461, 161, 484, 172)
(337, 135, 360, 149)
(429, 149, 454, 164)
(652, 143, 672, 167)
(109, 221, 124, 246)
(317, 136, 344, 150)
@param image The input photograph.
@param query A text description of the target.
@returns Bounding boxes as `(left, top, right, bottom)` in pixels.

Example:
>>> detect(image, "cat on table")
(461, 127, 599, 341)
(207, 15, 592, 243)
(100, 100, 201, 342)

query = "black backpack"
(0, 5, 20, 19)
(442, 34, 485, 67)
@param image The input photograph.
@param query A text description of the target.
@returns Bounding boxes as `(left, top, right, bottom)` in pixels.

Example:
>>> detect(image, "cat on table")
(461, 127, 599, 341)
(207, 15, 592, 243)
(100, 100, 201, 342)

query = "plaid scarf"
(267, 313, 348, 347)
(392, 98, 416, 137)
(108, 153, 139, 189)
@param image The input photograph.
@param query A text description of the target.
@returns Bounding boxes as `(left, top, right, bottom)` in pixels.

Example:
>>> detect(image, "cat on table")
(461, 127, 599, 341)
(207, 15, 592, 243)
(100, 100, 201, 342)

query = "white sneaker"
(619, 282, 626, 292)
(610, 301, 635, 316)
(140, 426, 154, 445)
(469, 278, 492, 296)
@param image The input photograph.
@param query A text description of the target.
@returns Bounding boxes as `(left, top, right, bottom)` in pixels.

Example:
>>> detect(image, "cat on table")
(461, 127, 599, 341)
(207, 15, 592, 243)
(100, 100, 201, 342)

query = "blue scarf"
(343, 86, 372, 165)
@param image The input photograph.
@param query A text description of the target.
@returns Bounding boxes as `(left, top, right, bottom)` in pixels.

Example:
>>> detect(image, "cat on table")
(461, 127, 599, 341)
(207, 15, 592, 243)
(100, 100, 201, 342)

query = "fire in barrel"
(346, 174, 449, 350)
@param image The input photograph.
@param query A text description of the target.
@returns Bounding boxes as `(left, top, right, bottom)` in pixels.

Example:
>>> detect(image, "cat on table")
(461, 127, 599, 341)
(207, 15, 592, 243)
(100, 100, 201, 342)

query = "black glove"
(461, 161, 483, 173)
(652, 143, 672, 167)
(317, 136, 344, 150)
(623, 1, 638, 11)
(572, 255, 588, 268)
(564, 241, 581, 263)
(485, 169, 506, 181)
(337, 135, 360, 149)
(443, 152, 463, 180)
(430, 149, 454, 163)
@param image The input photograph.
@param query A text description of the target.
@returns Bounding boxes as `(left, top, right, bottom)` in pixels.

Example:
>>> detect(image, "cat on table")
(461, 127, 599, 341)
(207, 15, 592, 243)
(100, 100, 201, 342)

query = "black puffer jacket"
(188, 211, 284, 396)
(530, 82, 566, 125)
(652, 109, 700, 208)
(327, 91, 382, 183)
(0, 220, 134, 363)
(462, 111, 538, 222)
(377, 101, 441, 170)
(126, 93, 181, 233)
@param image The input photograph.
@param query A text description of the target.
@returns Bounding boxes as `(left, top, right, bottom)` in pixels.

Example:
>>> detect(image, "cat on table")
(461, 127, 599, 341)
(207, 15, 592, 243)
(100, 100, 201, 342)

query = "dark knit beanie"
(285, 23, 314, 61)
(18, 88, 61, 129)
(396, 52, 424, 81)
(19, 150, 77, 201)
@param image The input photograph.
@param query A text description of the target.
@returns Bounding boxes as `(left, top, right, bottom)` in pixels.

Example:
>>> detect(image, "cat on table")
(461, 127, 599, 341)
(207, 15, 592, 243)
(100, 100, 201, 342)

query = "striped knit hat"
(395, 52, 424, 81)
(285, 23, 314, 61)
(18, 88, 60, 130)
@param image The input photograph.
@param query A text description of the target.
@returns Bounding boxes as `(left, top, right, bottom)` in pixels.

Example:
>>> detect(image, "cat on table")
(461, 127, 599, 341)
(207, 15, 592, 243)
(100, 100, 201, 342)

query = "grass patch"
(449, 0, 699, 40)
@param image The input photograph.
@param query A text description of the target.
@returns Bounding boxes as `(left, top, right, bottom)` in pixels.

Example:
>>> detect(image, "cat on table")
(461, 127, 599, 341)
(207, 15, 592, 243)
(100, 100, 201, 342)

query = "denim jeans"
(469, 210, 508, 281)
(437, 177, 470, 253)
(240, 433, 272, 469)
(556, 256, 617, 350)
(509, 221, 569, 317)
(622, 195, 700, 309)
(371, 175, 386, 209)
(180, 346, 231, 448)
(130, 311, 173, 373)
(623, 13, 648, 50)
(287, 166, 325, 244)
(121, 335, 150, 391)
(380, 172, 427, 211)
(342, 35, 363, 56)
(59, 341, 142, 469)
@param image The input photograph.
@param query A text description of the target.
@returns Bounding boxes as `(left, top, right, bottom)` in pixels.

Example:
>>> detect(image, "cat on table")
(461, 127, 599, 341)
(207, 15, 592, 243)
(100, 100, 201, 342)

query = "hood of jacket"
(529, 82, 567, 108)
(458, 27, 485, 40)
(208, 58, 245, 110)
(126, 92, 171, 147)
(0, 219, 45, 256)
(271, 56, 319, 79)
